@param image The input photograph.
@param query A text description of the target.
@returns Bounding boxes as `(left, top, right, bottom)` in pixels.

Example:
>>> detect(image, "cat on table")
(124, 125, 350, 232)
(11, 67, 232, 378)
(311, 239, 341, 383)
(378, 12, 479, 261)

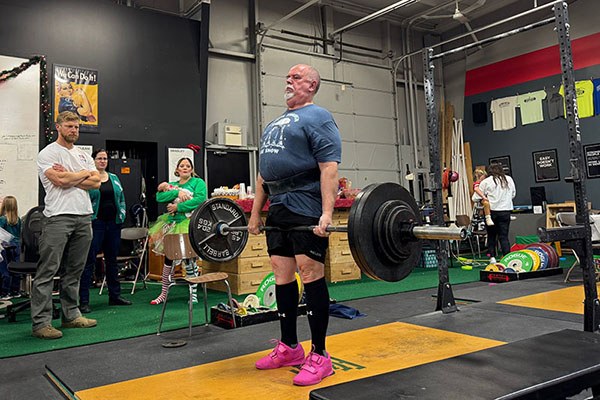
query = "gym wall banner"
(53, 64, 99, 132)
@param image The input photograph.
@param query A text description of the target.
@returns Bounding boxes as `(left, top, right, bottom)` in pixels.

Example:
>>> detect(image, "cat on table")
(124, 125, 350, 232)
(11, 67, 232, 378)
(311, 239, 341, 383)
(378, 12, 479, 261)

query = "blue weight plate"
(524, 245, 550, 270)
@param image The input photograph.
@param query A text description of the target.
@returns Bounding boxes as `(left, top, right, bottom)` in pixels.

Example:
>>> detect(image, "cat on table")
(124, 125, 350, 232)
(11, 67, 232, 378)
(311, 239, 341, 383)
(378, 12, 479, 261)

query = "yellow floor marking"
(75, 322, 503, 400)
(498, 283, 600, 314)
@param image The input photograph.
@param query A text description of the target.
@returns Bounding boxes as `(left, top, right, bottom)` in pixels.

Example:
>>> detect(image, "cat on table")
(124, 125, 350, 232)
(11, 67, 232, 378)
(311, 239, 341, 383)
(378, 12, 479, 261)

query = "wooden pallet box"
(202, 266, 270, 295)
(325, 261, 361, 282)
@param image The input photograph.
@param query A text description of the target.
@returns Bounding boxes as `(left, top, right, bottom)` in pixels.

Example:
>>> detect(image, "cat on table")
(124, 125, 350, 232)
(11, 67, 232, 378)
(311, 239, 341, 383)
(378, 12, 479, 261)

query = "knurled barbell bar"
(188, 182, 466, 282)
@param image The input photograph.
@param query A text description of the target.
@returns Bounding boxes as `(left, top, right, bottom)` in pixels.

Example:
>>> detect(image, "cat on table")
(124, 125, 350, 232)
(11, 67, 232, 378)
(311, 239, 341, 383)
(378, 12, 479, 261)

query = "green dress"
(148, 176, 207, 255)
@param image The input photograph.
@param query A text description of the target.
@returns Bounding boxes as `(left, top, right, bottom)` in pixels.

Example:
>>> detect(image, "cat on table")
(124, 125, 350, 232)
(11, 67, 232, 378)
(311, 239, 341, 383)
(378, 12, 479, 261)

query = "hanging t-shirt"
(517, 90, 547, 125)
(559, 80, 594, 118)
(546, 87, 564, 120)
(490, 96, 518, 131)
(472, 102, 488, 124)
(593, 78, 600, 116)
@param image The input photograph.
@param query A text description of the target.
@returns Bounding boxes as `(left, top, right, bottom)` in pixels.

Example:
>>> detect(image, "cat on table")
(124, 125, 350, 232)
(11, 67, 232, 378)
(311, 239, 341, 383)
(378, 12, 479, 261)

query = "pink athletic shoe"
(293, 352, 334, 386)
(255, 340, 305, 370)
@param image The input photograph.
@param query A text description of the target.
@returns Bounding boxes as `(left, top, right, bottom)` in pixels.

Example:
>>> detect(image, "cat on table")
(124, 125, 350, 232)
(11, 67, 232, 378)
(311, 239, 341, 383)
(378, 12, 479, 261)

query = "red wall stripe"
(464, 31, 600, 96)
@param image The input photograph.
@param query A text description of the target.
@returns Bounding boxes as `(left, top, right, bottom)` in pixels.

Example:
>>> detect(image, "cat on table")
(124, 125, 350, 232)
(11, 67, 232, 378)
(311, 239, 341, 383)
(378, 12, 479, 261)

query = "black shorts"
(265, 205, 328, 264)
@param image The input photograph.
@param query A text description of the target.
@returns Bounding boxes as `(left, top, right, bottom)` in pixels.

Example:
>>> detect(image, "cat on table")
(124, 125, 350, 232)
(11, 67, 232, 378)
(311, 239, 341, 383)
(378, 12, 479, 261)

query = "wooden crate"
(239, 233, 269, 258)
(202, 266, 270, 295)
(326, 245, 354, 264)
(203, 256, 271, 275)
(325, 261, 361, 283)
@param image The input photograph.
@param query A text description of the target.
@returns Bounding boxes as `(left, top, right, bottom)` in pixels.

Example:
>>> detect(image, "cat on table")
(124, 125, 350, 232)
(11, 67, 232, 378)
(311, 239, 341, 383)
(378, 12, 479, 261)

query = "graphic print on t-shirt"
(260, 113, 299, 154)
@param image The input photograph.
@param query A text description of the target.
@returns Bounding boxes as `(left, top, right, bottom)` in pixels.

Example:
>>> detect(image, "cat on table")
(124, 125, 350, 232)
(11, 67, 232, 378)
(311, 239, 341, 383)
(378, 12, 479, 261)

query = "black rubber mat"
(310, 329, 600, 400)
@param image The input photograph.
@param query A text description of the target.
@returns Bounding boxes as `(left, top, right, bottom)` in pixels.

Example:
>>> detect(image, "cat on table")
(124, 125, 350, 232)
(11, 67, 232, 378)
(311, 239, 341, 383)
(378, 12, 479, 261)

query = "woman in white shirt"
(479, 164, 516, 263)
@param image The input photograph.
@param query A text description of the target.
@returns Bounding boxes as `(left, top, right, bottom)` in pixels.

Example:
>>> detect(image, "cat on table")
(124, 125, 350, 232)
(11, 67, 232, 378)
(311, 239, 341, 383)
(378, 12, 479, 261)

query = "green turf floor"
(0, 256, 575, 359)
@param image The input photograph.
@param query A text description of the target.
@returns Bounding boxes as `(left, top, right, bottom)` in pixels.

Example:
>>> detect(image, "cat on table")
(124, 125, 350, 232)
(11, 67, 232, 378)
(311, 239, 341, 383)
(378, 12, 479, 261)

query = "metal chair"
(99, 226, 149, 295)
(455, 212, 487, 259)
(556, 212, 600, 282)
(157, 233, 236, 337)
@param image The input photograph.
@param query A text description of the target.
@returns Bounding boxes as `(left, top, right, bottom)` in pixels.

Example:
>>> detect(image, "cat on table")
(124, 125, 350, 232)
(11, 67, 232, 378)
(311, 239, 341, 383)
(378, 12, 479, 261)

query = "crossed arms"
(45, 163, 101, 190)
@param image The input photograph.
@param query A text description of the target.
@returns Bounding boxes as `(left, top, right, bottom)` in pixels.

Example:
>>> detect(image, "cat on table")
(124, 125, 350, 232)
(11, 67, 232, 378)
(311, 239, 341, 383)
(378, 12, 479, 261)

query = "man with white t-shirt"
(31, 111, 101, 339)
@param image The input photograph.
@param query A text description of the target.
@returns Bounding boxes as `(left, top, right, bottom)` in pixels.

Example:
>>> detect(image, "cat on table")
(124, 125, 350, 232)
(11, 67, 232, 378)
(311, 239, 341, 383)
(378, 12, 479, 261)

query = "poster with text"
(533, 149, 560, 182)
(53, 64, 98, 132)
(584, 143, 600, 179)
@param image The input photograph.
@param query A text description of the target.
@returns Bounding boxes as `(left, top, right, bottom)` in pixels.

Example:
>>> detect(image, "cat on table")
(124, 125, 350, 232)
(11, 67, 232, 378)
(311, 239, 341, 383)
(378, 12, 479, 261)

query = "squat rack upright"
(422, 1, 600, 331)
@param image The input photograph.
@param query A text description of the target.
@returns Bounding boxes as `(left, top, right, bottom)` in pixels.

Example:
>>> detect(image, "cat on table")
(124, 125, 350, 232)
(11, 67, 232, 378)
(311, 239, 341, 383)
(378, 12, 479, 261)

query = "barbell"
(188, 182, 466, 282)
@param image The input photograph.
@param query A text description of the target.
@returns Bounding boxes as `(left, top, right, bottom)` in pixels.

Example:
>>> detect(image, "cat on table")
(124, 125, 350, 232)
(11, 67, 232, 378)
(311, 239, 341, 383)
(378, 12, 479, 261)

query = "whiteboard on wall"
(0, 55, 40, 216)
(167, 148, 194, 181)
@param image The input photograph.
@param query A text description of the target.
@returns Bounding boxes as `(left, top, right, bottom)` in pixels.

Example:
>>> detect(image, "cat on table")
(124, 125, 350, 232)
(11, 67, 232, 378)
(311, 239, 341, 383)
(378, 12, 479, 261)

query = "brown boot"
(62, 316, 97, 328)
(32, 325, 63, 339)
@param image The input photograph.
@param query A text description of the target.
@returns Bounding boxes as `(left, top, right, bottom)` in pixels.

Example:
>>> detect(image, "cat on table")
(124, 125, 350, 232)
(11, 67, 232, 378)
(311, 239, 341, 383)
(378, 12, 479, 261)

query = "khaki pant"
(31, 214, 92, 331)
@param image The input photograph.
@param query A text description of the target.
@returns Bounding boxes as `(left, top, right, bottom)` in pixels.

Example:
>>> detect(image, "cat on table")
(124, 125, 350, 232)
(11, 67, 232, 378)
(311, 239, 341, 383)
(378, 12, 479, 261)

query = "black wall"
(0, 0, 205, 216)
(463, 65, 600, 206)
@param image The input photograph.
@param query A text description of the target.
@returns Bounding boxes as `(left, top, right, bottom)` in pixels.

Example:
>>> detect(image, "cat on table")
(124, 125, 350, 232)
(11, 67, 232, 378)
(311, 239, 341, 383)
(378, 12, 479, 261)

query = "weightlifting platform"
(309, 329, 600, 400)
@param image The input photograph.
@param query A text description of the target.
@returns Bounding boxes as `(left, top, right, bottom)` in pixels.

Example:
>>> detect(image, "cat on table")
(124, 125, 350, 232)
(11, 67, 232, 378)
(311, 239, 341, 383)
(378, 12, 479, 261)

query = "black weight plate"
(188, 198, 249, 262)
(348, 182, 422, 282)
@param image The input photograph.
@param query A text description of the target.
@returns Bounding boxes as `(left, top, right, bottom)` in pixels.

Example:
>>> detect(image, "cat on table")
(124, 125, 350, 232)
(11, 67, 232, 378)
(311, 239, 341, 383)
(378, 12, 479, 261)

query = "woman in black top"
(79, 149, 131, 313)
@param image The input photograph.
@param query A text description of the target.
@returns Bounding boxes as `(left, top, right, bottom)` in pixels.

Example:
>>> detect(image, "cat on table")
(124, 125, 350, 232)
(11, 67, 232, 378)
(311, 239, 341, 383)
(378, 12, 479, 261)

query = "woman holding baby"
(148, 157, 207, 305)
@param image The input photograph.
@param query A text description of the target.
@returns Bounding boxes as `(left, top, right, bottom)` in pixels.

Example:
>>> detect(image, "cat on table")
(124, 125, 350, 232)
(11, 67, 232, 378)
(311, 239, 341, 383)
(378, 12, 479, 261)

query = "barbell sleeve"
(412, 225, 466, 241)
(221, 223, 463, 240)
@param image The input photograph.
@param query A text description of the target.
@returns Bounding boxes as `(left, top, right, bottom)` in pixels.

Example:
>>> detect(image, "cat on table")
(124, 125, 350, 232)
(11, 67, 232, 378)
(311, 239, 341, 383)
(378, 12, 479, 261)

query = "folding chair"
(556, 212, 600, 282)
(6, 206, 60, 322)
(99, 226, 149, 295)
(455, 212, 487, 259)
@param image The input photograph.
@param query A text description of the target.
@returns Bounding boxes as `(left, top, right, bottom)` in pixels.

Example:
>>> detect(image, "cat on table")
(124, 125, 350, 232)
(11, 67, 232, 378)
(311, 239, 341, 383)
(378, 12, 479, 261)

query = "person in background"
(32, 111, 100, 340)
(0, 196, 22, 300)
(248, 64, 342, 386)
(479, 163, 516, 264)
(472, 168, 494, 226)
(148, 157, 207, 305)
(78, 149, 131, 314)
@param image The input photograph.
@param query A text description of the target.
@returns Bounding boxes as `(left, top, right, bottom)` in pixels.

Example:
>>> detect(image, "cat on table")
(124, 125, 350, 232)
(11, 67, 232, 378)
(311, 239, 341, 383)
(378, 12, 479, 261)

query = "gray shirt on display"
(259, 104, 342, 218)
(546, 87, 564, 120)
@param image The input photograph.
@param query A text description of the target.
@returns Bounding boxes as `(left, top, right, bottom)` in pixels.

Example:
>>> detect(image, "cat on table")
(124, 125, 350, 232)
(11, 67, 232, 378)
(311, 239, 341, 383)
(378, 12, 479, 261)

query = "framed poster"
(53, 64, 99, 132)
(584, 143, 600, 179)
(533, 149, 560, 182)
(488, 155, 512, 176)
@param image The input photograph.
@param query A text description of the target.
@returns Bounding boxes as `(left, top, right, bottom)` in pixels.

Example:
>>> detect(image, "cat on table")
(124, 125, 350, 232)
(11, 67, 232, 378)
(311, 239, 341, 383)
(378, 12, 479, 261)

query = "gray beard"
(284, 92, 294, 100)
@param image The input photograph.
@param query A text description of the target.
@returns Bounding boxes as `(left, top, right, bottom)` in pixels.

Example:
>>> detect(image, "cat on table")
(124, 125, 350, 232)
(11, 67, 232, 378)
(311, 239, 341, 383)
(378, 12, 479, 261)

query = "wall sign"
(488, 155, 512, 176)
(584, 143, 600, 179)
(54, 64, 99, 132)
(532, 149, 560, 182)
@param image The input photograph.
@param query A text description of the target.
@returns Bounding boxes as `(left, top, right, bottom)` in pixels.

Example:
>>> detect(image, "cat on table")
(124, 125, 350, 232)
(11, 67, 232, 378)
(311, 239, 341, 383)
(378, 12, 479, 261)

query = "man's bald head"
(285, 64, 322, 110)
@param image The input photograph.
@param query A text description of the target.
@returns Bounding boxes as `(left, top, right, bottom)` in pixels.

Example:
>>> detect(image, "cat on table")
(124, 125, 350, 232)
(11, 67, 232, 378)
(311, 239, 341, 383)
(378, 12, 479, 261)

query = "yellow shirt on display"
(559, 80, 594, 118)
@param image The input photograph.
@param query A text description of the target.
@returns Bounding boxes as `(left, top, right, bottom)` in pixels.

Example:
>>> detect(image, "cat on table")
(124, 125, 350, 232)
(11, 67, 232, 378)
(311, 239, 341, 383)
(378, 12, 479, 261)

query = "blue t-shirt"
(259, 104, 342, 218)
(593, 78, 600, 116)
